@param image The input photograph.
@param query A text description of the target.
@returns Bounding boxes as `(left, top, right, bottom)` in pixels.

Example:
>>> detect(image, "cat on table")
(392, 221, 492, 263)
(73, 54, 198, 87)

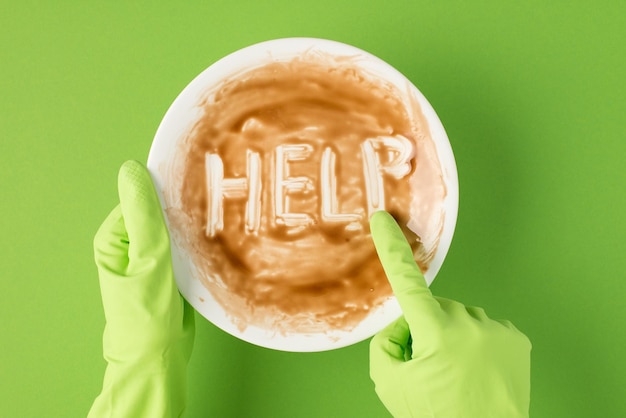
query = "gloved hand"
(369, 211, 531, 418)
(89, 160, 195, 418)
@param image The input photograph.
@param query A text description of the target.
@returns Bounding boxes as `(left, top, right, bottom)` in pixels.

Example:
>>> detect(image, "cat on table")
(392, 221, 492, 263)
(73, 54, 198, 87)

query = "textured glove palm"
(369, 211, 531, 418)
(89, 161, 195, 418)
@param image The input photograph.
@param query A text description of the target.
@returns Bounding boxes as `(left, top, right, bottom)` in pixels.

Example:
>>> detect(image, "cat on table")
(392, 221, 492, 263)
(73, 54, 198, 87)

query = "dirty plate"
(147, 38, 458, 352)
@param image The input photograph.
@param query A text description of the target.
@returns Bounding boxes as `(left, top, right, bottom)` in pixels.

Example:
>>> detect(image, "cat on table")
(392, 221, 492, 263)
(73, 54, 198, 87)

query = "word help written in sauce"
(204, 134, 414, 237)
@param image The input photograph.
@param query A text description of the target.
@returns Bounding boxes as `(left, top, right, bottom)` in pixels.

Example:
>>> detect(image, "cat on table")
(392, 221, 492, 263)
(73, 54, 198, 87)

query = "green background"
(2, 1, 625, 417)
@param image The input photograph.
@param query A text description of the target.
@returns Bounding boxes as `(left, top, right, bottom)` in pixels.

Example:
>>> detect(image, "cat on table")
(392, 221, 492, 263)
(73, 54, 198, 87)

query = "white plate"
(147, 38, 458, 352)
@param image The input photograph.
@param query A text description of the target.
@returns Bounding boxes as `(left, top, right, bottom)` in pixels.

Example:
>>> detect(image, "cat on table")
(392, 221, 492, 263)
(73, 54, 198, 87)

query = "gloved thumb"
(117, 160, 170, 271)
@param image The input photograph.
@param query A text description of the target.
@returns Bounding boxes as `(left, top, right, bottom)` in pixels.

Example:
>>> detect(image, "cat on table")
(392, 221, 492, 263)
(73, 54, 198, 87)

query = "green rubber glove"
(89, 161, 195, 418)
(369, 211, 531, 418)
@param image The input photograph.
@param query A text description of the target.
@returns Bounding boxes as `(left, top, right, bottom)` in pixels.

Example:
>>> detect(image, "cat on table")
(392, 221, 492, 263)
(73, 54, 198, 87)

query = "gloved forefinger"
(370, 211, 443, 333)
